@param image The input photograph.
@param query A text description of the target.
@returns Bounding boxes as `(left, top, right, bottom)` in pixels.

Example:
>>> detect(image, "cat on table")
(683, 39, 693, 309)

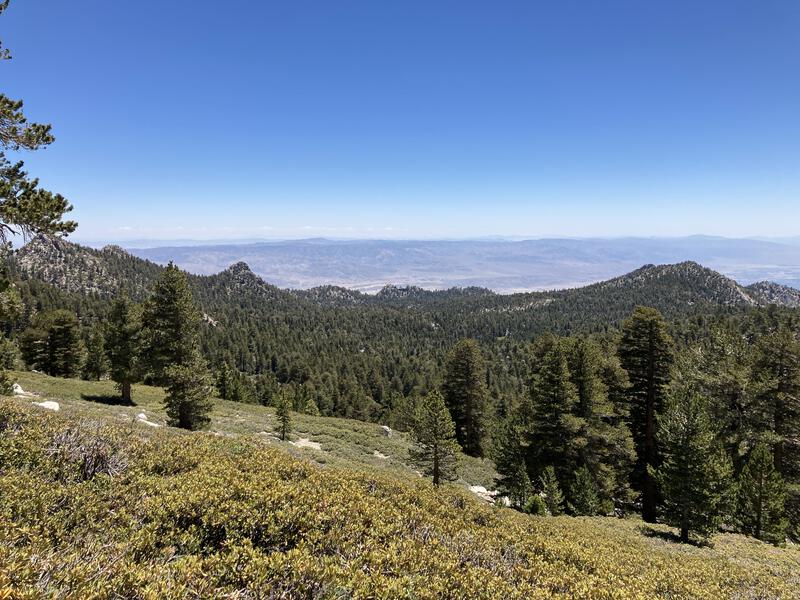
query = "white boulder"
(32, 400, 60, 411)
(380, 425, 392, 437)
(290, 437, 321, 450)
(136, 412, 160, 427)
(13, 383, 35, 397)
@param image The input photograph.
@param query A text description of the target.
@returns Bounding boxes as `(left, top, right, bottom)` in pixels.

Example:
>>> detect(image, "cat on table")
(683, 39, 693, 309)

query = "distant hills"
(15, 235, 800, 319)
(121, 236, 800, 292)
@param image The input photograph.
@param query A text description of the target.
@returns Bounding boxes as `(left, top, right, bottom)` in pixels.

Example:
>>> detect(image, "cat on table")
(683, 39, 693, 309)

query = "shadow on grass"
(638, 525, 709, 547)
(81, 393, 135, 407)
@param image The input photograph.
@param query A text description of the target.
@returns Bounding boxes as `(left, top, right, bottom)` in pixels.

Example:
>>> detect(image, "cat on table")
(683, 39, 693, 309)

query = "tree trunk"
(433, 447, 440, 486)
(642, 474, 658, 523)
(680, 524, 689, 544)
(121, 381, 132, 405)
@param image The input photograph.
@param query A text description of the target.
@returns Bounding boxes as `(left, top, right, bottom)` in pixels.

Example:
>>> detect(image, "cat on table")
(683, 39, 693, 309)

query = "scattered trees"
(410, 390, 459, 486)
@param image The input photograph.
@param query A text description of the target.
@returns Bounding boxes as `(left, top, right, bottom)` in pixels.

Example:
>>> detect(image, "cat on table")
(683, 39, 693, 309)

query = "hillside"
(2, 383, 799, 599)
(6, 371, 497, 490)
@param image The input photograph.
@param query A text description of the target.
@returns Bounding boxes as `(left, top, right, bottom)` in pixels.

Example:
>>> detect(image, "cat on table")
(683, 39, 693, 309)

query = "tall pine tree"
(751, 328, 800, 481)
(493, 416, 532, 508)
(82, 325, 108, 381)
(142, 264, 213, 429)
(619, 306, 674, 523)
(141, 263, 204, 386)
(652, 387, 732, 543)
(163, 356, 213, 430)
(410, 390, 459, 486)
(442, 339, 488, 457)
(525, 343, 577, 486)
(735, 443, 788, 545)
(275, 387, 293, 441)
(105, 296, 141, 404)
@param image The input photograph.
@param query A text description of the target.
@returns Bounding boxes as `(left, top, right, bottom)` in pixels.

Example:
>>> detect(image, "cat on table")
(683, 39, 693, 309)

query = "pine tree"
(570, 465, 602, 516)
(0, 261, 21, 391)
(410, 390, 459, 486)
(442, 339, 488, 457)
(652, 388, 732, 543)
(105, 297, 141, 404)
(566, 338, 635, 513)
(141, 263, 203, 386)
(540, 466, 564, 516)
(525, 343, 577, 485)
(494, 417, 532, 508)
(750, 329, 800, 480)
(735, 443, 788, 545)
(163, 355, 213, 430)
(19, 326, 48, 371)
(687, 327, 759, 471)
(81, 325, 108, 381)
(44, 309, 83, 377)
(275, 388, 292, 441)
(619, 306, 674, 523)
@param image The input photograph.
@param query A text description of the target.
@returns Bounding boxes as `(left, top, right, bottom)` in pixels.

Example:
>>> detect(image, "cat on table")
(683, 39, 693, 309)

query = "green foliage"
(652, 388, 732, 543)
(81, 325, 108, 381)
(410, 390, 459, 485)
(141, 263, 202, 386)
(524, 494, 547, 516)
(525, 342, 577, 482)
(442, 338, 488, 457)
(2, 399, 797, 598)
(163, 356, 213, 431)
(19, 309, 83, 377)
(104, 296, 141, 403)
(750, 328, 800, 480)
(735, 443, 788, 545)
(493, 417, 532, 508)
(540, 466, 565, 516)
(570, 465, 603, 516)
(275, 387, 292, 441)
(619, 306, 674, 522)
(215, 362, 255, 403)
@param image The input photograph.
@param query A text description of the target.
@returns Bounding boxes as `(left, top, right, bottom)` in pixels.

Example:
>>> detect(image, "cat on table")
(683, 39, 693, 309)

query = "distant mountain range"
(122, 236, 800, 293)
(15, 235, 800, 316)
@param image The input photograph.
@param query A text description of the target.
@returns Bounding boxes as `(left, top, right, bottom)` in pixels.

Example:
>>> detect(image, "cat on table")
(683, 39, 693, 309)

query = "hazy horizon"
(66, 233, 800, 250)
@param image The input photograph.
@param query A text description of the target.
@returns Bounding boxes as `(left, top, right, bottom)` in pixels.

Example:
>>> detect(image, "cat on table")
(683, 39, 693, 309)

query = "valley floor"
(2, 372, 799, 598)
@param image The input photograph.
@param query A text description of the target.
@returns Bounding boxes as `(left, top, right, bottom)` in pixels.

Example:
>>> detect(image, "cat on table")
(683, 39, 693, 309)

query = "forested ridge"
(8, 234, 800, 423)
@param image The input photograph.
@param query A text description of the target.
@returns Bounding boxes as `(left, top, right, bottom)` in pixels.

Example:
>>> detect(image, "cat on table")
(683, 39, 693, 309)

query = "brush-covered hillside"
(2, 379, 799, 599)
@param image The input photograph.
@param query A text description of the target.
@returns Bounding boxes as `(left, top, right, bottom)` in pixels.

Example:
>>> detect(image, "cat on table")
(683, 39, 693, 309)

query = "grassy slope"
(9, 371, 498, 489)
(2, 373, 799, 599)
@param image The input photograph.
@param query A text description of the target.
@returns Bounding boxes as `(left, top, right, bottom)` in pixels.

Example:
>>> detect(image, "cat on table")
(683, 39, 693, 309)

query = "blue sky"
(3, 0, 800, 241)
